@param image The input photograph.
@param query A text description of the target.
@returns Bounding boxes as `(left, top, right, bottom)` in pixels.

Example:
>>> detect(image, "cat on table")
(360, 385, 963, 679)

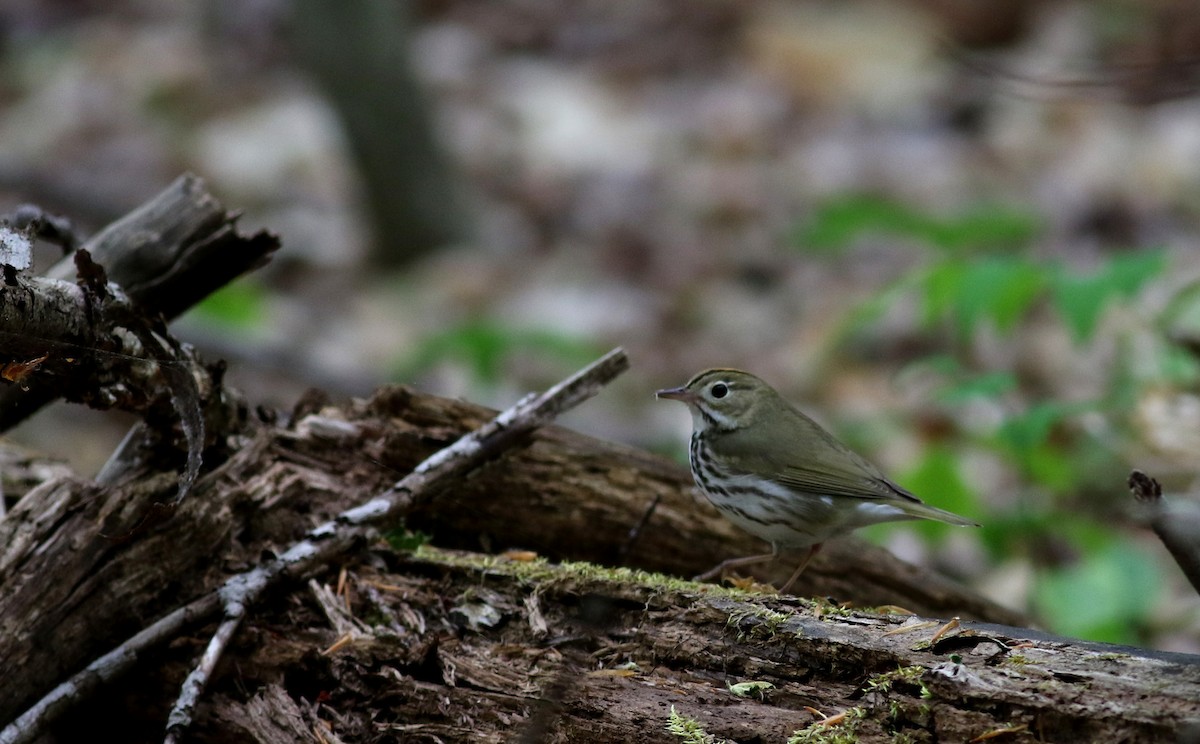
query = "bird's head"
(656, 368, 775, 432)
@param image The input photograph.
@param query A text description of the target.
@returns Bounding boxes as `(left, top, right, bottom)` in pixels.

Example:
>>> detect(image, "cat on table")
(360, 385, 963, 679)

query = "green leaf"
(1034, 541, 1160, 643)
(919, 259, 967, 328)
(727, 680, 775, 699)
(1052, 250, 1166, 343)
(1157, 345, 1200, 386)
(384, 527, 430, 552)
(794, 194, 1039, 253)
(994, 402, 1069, 456)
(794, 194, 920, 252)
(915, 256, 1045, 338)
(952, 257, 1045, 338)
(191, 280, 266, 328)
(936, 370, 1018, 403)
(1023, 443, 1077, 492)
(924, 205, 1041, 252)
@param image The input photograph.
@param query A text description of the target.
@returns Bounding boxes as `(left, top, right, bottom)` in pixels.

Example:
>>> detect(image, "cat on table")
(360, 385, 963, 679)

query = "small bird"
(657, 368, 978, 593)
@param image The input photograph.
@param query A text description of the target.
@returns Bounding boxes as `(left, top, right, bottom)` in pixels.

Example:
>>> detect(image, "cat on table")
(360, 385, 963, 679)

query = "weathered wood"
(189, 548, 1200, 743)
(0, 173, 278, 430)
(0, 382, 1028, 736)
(149, 349, 630, 744)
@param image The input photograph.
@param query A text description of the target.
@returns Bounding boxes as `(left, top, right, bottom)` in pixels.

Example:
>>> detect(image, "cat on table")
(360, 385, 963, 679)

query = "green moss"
(414, 545, 757, 600)
(787, 707, 865, 744)
(866, 664, 925, 694)
(811, 597, 855, 620)
(667, 705, 728, 744)
(726, 606, 795, 640)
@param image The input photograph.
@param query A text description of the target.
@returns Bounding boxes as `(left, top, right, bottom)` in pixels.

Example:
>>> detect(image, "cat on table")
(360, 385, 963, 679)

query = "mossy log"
(4, 385, 1187, 742)
(201, 548, 1200, 742)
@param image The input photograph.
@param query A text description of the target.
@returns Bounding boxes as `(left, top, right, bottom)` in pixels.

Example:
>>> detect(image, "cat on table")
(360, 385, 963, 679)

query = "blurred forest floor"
(3, 0, 1200, 651)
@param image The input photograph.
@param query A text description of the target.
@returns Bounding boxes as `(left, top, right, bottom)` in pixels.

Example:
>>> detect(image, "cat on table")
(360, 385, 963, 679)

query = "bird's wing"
(725, 405, 921, 503)
(771, 462, 909, 501)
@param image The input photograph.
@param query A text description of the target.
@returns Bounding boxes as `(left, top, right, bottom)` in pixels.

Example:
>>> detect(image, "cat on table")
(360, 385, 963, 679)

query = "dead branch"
(0, 593, 222, 744)
(0, 173, 278, 431)
(1129, 469, 1200, 595)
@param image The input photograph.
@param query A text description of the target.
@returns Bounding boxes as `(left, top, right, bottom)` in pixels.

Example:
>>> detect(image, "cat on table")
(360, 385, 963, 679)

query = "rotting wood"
(189, 547, 1200, 742)
(0, 372, 1188, 741)
(0, 172, 278, 431)
(154, 348, 630, 744)
(1, 349, 630, 744)
(1, 380, 1027, 738)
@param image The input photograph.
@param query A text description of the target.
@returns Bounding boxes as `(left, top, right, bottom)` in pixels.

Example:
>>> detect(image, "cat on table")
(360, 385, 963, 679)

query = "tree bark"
(201, 544, 1199, 744)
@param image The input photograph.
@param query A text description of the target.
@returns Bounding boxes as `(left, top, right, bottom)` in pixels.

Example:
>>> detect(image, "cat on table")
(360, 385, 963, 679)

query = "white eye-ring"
(710, 382, 729, 399)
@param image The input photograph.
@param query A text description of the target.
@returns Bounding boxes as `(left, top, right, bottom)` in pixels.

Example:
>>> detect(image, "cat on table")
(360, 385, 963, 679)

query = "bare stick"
(1129, 470, 1200, 595)
(163, 611, 246, 744)
(341, 346, 632, 524)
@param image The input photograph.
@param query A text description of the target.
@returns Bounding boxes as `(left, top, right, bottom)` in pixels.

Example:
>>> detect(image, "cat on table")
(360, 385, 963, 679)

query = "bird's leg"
(693, 544, 779, 582)
(778, 543, 822, 594)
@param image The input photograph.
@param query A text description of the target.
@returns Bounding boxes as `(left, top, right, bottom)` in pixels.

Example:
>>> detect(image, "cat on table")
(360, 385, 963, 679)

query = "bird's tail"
(899, 500, 980, 527)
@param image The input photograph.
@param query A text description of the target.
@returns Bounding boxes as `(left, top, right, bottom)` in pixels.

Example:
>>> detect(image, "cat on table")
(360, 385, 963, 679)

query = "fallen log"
(1, 376, 1069, 741)
(174, 547, 1200, 742)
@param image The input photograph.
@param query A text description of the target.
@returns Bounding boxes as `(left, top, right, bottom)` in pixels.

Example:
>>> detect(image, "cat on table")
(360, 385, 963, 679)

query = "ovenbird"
(657, 368, 978, 593)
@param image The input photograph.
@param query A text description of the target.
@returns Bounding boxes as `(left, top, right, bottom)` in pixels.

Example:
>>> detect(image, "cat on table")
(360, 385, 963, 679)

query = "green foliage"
(796, 194, 1040, 253)
(384, 527, 430, 552)
(925, 256, 1046, 339)
(393, 321, 600, 386)
(1053, 251, 1166, 342)
(787, 707, 865, 744)
(798, 196, 1166, 346)
(865, 664, 925, 694)
(992, 401, 1093, 492)
(727, 680, 775, 699)
(794, 196, 1177, 644)
(191, 279, 267, 328)
(1034, 540, 1161, 644)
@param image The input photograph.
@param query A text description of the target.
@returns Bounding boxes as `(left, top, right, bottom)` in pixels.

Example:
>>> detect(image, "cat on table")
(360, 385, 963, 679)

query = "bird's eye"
(710, 383, 729, 399)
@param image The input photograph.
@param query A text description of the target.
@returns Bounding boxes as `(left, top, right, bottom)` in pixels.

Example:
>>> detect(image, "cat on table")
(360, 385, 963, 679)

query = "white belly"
(699, 472, 912, 548)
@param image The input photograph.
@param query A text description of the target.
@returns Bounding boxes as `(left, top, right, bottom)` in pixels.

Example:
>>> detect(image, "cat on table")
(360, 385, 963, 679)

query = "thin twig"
(618, 492, 661, 561)
(0, 347, 629, 744)
(0, 593, 222, 744)
(163, 608, 246, 743)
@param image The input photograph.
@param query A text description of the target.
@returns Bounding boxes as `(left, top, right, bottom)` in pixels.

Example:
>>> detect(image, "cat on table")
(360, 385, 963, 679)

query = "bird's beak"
(655, 386, 694, 402)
